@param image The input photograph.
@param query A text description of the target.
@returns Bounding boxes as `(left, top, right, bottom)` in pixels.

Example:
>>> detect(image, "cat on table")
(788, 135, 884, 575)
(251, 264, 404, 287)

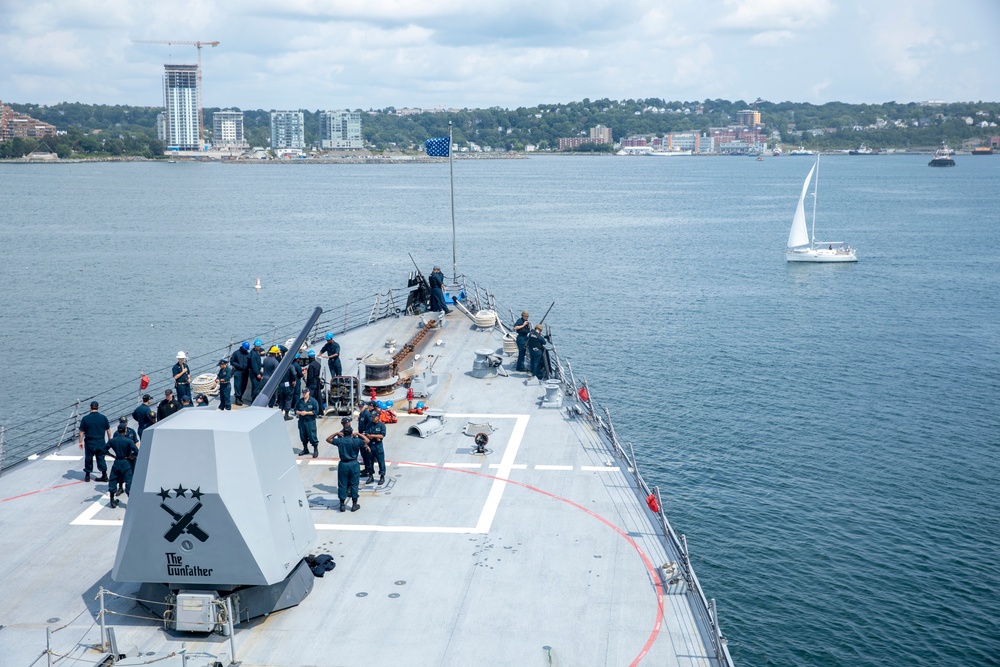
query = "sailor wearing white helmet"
(172, 351, 192, 403)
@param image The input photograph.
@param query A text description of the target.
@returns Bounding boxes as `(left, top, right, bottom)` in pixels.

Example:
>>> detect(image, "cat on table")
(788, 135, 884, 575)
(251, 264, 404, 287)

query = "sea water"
(1, 154, 998, 666)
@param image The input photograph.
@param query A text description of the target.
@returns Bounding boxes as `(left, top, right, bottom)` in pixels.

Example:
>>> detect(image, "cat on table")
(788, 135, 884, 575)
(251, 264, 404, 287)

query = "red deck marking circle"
(400, 461, 665, 666)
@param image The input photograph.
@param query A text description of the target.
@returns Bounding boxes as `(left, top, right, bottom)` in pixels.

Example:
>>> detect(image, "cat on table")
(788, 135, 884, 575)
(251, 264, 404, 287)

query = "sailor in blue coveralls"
(78, 400, 111, 483)
(296, 388, 320, 458)
(320, 332, 342, 377)
(365, 415, 387, 485)
(513, 310, 531, 372)
(115, 416, 140, 494)
(280, 358, 301, 420)
(428, 266, 451, 314)
(327, 426, 370, 512)
(305, 350, 323, 412)
(357, 403, 377, 478)
(527, 324, 548, 380)
(107, 423, 138, 508)
(249, 339, 265, 400)
(172, 352, 192, 404)
(230, 341, 251, 405)
(216, 358, 232, 410)
(132, 394, 155, 439)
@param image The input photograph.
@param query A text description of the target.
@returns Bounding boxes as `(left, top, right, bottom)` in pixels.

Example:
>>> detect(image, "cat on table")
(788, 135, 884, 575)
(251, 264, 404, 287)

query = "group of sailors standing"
(513, 310, 550, 379)
(79, 330, 395, 513)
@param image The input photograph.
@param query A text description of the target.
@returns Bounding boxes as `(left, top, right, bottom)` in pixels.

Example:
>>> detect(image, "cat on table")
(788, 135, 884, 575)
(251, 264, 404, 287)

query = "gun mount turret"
(112, 308, 323, 631)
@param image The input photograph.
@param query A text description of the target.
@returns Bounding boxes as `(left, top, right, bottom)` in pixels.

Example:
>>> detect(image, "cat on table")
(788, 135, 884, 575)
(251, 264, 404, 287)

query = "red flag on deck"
(140, 375, 150, 390)
(578, 386, 589, 402)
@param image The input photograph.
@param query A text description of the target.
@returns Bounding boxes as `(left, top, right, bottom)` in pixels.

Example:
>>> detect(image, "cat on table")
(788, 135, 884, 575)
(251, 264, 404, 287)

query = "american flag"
(425, 137, 450, 157)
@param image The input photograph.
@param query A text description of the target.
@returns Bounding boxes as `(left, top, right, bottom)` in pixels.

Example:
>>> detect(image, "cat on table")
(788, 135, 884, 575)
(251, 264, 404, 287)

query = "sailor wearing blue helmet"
(319, 332, 342, 377)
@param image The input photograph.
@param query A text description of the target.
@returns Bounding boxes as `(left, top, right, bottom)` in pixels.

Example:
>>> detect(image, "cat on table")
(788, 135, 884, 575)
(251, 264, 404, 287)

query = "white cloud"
(748, 30, 795, 47)
(0, 0, 996, 109)
(718, 0, 832, 31)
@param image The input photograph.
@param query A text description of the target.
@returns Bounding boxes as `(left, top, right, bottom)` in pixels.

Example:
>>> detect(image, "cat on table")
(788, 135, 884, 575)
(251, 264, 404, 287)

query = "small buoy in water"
(255, 278, 261, 290)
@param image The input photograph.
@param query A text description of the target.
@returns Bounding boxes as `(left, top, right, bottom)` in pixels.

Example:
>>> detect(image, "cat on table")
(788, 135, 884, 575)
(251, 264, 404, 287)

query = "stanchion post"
(98, 587, 107, 650)
(46, 625, 53, 667)
(225, 596, 236, 663)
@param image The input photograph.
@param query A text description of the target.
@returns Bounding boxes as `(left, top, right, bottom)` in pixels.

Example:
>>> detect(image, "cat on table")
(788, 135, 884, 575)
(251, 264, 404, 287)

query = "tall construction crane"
(132, 40, 220, 147)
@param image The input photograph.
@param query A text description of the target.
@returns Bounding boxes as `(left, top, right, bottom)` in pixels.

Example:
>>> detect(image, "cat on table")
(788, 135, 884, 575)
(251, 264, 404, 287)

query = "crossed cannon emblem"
(158, 485, 209, 543)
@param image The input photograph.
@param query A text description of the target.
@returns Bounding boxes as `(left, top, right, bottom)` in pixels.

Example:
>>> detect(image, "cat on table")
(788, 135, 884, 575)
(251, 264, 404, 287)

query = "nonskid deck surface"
(0, 309, 717, 666)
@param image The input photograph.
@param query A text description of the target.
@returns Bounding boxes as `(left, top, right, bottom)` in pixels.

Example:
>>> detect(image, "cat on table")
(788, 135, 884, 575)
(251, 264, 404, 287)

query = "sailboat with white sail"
(785, 156, 858, 263)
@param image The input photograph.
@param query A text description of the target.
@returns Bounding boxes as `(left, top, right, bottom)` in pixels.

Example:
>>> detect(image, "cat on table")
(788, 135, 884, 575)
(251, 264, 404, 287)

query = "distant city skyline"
(1, 0, 998, 110)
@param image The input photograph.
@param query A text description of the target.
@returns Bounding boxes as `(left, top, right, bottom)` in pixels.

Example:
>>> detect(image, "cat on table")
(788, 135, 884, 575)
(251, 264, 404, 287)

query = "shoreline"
(0, 149, 978, 164)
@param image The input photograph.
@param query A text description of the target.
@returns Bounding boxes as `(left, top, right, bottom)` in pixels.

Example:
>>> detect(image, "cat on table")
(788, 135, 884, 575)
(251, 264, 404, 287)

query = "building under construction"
(163, 64, 201, 150)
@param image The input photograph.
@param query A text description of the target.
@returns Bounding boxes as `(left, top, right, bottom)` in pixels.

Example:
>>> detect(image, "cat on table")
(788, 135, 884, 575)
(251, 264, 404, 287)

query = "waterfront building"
(270, 110, 305, 150)
(666, 132, 699, 152)
(212, 110, 248, 149)
(163, 64, 201, 151)
(156, 113, 166, 143)
(0, 101, 57, 142)
(319, 110, 363, 149)
(622, 138, 648, 147)
(590, 125, 613, 143)
(736, 109, 761, 127)
(559, 125, 613, 151)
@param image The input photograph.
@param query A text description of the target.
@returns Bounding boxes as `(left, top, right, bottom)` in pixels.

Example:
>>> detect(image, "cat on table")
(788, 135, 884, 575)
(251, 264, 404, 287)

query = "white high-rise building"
(319, 110, 363, 149)
(270, 111, 305, 150)
(163, 64, 200, 151)
(212, 110, 248, 148)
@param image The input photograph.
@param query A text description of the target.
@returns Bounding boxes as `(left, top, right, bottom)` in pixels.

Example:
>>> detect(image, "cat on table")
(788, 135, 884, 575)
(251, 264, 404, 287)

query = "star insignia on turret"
(158, 487, 171, 500)
(190, 487, 203, 500)
(174, 484, 187, 498)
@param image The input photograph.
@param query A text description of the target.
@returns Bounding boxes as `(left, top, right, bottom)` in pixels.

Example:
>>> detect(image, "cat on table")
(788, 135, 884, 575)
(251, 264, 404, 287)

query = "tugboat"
(929, 143, 956, 167)
(848, 144, 873, 155)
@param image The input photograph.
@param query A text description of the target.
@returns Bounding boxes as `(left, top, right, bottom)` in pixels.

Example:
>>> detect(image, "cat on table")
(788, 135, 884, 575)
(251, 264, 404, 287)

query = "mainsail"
(787, 163, 815, 249)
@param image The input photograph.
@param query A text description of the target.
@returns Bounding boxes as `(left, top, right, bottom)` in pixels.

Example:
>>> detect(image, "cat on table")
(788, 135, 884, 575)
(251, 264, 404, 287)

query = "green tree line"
(4, 98, 998, 157)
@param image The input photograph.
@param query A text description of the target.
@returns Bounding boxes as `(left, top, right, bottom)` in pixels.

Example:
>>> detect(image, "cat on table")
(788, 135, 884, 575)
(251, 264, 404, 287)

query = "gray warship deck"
(0, 307, 727, 666)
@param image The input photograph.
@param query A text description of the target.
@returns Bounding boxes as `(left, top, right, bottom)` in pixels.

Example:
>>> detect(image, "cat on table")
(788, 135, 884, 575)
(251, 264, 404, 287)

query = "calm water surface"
(1, 155, 999, 666)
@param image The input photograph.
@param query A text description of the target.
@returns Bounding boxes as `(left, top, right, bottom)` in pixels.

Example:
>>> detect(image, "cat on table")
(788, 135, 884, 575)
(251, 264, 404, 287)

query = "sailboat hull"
(786, 248, 858, 262)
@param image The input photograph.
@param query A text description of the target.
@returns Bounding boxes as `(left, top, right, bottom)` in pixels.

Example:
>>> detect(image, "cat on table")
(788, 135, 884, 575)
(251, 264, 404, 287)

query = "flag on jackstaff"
(425, 137, 450, 157)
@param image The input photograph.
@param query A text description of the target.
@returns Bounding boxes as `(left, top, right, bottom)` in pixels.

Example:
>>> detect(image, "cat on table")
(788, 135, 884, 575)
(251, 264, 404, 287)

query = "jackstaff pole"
(449, 121, 456, 283)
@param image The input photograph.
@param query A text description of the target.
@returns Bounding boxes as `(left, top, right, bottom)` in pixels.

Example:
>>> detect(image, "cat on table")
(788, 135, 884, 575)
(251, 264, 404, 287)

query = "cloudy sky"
(2, 0, 998, 110)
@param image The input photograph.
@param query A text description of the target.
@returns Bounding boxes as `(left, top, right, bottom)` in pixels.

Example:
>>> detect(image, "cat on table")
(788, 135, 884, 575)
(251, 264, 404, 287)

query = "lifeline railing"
(543, 347, 734, 665)
(479, 286, 734, 666)
(0, 282, 430, 472)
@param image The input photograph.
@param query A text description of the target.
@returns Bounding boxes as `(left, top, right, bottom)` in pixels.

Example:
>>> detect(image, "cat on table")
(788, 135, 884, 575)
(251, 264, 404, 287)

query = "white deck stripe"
(70, 501, 122, 527)
(68, 413, 532, 534)
(46, 455, 84, 461)
(442, 463, 483, 469)
(534, 464, 574, 471)
(315, 524, 477, 534)
(474, 414, 529, 533)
